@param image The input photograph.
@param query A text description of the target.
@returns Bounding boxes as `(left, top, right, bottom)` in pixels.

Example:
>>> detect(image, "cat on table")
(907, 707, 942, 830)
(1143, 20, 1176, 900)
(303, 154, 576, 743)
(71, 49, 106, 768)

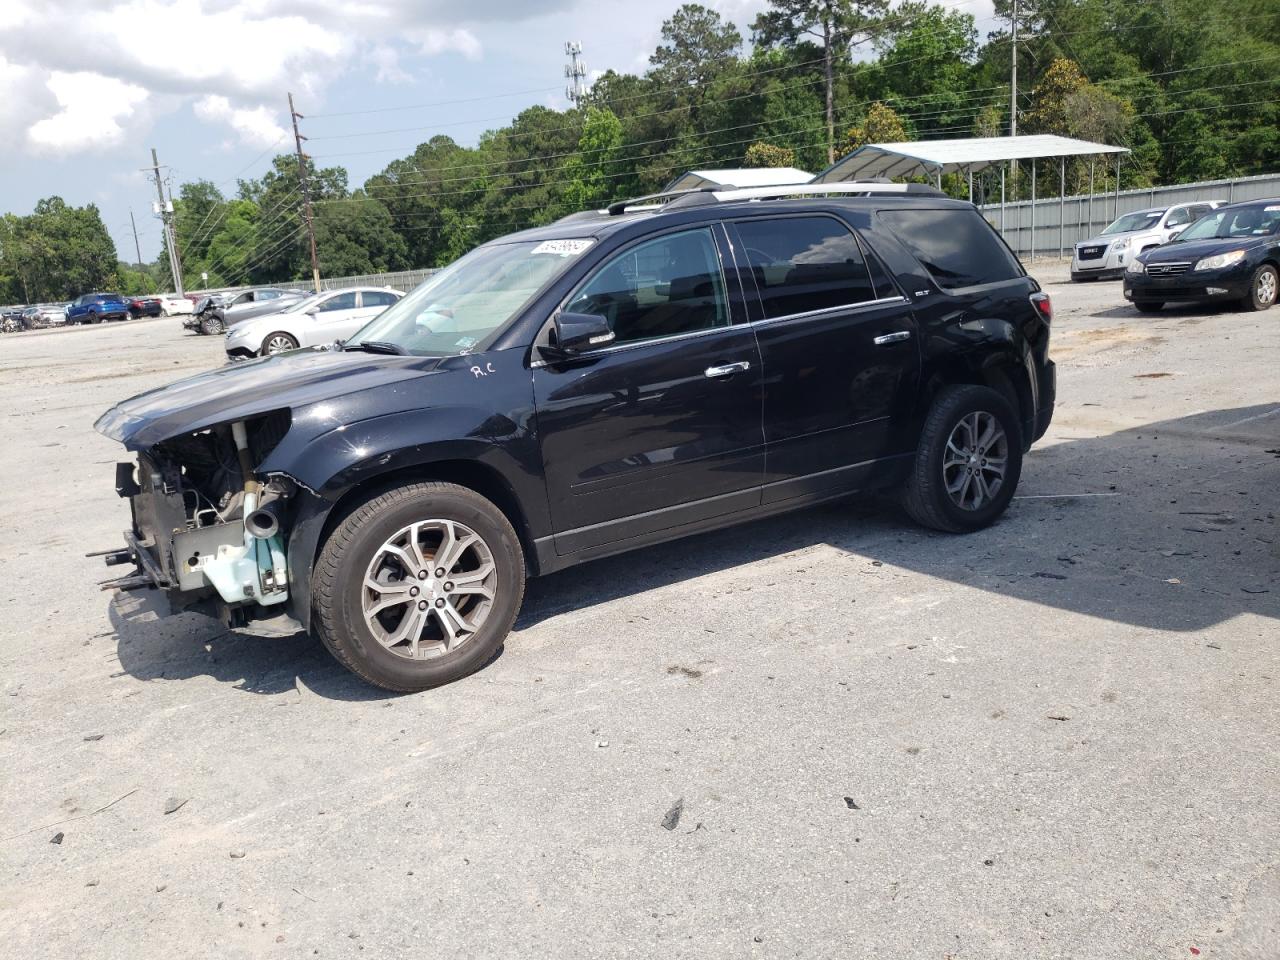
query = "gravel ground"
(2, 263, 1277, 959)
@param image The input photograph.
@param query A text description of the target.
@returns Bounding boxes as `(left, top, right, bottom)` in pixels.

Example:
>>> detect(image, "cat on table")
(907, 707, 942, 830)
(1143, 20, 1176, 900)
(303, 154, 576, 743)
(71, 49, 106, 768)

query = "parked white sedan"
(159, 294, 195, 316)
(223, 287, 404, 359)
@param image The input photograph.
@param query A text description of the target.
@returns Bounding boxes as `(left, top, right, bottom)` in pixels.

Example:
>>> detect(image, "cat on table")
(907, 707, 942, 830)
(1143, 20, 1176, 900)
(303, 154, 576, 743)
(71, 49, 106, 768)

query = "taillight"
(1030, 292, 1052, 323)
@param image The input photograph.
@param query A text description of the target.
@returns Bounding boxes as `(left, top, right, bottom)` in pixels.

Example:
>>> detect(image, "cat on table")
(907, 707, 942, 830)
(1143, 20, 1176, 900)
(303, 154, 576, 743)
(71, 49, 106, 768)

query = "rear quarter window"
(878, 208, 1023, 289)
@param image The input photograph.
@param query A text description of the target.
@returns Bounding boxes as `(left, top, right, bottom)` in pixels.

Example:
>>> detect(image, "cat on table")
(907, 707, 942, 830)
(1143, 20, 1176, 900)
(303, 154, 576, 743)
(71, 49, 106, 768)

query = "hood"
(1141, 235, 1268, 263)
(95, 348, 442, 449)
(1077, 229, 1149, 247)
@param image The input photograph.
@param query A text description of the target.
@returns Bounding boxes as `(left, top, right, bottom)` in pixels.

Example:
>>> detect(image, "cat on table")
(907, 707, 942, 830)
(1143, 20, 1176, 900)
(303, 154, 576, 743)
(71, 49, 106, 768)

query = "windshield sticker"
(1267, 205, 1280, 212)
(455, 336, 478, 350)
(532, 239, 594, 257)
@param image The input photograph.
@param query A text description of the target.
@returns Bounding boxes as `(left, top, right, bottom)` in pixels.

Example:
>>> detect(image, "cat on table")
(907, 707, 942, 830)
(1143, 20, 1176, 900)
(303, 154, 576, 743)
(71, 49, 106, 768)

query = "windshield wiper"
(344, 340, 405, 355)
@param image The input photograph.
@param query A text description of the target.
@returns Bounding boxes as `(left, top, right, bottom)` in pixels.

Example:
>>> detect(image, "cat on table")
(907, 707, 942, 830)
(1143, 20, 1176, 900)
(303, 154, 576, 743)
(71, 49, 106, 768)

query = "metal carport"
(811, 135, 1131, 258)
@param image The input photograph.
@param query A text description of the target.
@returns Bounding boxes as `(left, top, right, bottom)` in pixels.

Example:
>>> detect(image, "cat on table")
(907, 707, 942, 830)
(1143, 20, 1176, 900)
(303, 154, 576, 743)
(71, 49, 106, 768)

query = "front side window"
(1164, 208, 1191, 227)
(734, 216, 876, 319)
(879, 209, 1023, 289)
(564, 228, 728, 345)
(319, 292, 358, 312)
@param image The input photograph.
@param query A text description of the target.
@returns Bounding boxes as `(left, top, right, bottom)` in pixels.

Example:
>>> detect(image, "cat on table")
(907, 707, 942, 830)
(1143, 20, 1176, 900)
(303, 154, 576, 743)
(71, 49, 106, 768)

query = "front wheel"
(312, 482, 525, 692)
(261, 331, 298, 355)
(201, 314, 225, 335)
(901, 384, 1023, 534)
(1241, 264, 1277, 312)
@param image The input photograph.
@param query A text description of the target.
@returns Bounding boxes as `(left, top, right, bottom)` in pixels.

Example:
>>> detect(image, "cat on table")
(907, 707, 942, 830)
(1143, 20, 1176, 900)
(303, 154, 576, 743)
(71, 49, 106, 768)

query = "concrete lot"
(1, 263, 1277, 959)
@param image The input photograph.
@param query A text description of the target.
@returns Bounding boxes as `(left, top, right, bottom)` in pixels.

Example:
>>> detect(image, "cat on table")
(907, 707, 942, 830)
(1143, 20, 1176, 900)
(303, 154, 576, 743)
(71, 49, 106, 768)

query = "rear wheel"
(1134, 301, 1164, 314)
(901, 385, 1023, 534)
(1241, 264, 1277, 312)
(312, 482, 525, 692)
(261, 331, 298, 355)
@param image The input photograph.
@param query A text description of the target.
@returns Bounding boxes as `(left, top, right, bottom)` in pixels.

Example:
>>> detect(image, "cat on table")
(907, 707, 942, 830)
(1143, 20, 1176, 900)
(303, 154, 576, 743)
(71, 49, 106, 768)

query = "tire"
(260, 331, 298, 355)
(1240, 263, 1277, 312)
(312, 481, 525, 692)
(201, 314, 225, 335)
(1134, 301, 1164, 314)
(901, 384, 1024, 534)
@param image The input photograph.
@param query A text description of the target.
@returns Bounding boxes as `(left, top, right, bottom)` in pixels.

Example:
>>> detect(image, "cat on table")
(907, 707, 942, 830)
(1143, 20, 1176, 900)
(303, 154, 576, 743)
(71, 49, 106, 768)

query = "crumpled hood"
(95, 348, 442, 449)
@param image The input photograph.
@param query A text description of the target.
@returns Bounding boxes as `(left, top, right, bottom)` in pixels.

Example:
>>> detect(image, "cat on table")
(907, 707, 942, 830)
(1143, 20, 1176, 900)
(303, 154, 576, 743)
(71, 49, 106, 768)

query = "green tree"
(753, 0, 888, 163)
(843, 101, 909, 152)
(562, 108, 625, 212)
(649, 4, 743, 94)
(743, 142, 797, 167)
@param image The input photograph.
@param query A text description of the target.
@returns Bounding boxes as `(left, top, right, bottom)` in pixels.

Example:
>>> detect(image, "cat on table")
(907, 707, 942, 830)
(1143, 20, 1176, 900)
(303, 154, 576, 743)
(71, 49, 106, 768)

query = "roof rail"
(603, 180, 944, 216)
(711, 182, 945, 202)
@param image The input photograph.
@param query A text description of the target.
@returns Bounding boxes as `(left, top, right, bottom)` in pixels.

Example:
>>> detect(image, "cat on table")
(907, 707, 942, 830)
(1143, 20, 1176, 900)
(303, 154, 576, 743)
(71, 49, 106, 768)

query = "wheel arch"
(922, 350, 1035, 449)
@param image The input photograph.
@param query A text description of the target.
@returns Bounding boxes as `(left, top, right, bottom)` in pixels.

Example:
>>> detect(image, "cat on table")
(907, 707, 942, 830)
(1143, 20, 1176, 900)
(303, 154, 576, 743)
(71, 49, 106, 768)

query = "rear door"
(728, 214, 920, 502)
(533, 225, 764, 555)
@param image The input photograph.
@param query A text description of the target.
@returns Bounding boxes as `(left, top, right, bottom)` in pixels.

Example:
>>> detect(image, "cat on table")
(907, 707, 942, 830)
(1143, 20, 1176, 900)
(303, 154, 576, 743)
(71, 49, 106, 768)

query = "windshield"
(1101, 211, 1161, 235)
(346, 238, 595, 356)
(1175, 205, 1280, 241)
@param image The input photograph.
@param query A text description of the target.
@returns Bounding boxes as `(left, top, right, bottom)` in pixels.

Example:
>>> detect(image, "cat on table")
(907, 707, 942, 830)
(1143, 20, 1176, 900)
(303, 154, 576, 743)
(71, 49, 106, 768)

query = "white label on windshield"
(1266, 205, 1280, 212)
(532, 239, 594, 257)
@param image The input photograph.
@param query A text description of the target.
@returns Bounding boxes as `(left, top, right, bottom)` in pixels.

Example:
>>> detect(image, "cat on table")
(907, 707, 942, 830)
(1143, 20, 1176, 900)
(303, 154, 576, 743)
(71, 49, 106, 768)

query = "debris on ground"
(661, 798, 684, 831)
(230, 850, 245, 859)
(1047, 714, 1071, 721)
(163, 797, 189, 815)
(82, 734, 104, 741)
(50, 832, 64, 844)
(843, 797, 860, 810)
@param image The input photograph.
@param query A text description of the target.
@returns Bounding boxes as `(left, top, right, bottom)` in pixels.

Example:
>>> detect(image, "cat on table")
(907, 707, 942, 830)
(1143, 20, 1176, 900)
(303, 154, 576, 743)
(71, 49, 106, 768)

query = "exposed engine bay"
(98, 411, 297, 628)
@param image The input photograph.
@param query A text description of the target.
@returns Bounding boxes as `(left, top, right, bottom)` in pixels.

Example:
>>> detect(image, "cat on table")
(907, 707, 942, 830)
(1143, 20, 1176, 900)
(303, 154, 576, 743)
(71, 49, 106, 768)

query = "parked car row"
(183, 287, 308, 335)
(1073, 197, 1280, 315)
(222, 287, 403, 359)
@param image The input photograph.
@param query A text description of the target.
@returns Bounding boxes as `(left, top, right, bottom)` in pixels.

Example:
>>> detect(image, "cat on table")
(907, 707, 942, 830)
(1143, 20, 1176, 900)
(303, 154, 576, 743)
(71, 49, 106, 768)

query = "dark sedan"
(128, 296, 163, 319)
(1124, 200, 1280, 313)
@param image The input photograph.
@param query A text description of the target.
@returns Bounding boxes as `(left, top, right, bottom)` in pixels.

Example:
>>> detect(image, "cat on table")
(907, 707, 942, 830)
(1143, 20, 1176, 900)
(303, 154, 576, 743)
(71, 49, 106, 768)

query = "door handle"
(704, 361, 751, 378)
(873, 331, 912, 345)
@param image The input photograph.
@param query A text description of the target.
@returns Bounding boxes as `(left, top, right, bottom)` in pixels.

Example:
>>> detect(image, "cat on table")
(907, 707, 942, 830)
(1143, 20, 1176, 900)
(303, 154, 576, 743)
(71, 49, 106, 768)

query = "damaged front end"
(94, 410, 300, 632)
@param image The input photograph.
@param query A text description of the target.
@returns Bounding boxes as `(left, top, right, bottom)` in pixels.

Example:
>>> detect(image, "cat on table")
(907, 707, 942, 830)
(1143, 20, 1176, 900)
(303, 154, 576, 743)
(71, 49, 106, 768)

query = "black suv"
(95, 184, 1055, 692)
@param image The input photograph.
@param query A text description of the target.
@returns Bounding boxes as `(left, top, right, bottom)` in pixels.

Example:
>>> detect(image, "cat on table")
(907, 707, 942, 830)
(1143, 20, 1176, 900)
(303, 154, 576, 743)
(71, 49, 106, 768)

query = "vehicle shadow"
(519, 403, 1278, 632)
(107, 404, 1277, 695)
(107, 594, 400, 701)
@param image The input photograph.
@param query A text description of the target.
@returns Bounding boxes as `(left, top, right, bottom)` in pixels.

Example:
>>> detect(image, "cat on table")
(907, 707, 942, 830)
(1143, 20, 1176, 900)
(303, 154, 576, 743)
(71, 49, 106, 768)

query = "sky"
(0, 0, 996, 266)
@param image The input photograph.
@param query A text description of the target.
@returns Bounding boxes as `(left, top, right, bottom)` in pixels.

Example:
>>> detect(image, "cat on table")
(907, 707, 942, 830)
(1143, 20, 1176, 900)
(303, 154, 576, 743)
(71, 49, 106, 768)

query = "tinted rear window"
(878, 209, 1022, 289)
(734, 216, 876, 319)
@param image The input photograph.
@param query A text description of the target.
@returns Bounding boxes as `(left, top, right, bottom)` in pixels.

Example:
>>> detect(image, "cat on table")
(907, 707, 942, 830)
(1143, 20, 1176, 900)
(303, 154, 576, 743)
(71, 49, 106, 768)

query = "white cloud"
(193, 95, 289, 148)
(27, 71, 150, 152)
(0, 0, 500, 157)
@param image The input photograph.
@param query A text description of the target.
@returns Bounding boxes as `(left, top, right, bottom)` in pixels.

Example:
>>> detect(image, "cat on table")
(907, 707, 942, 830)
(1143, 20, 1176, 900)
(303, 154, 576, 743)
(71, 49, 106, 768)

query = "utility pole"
(1009, 0, 1018, 139)
(564, 42, 587, 104)
(1009, 0, 1019, 201)
(289, 92, 322, 293)
(129, 209, 144, 269)
(147, 148, 184, 296)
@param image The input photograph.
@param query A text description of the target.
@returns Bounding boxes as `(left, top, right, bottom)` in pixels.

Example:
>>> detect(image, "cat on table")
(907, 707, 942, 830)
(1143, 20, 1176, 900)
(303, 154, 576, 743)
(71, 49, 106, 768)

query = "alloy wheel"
(942, 411, 1008, 511)
(361, 519, 498, 660)
(264, 334, 296, 354)
(1257, 269, 1277, 306)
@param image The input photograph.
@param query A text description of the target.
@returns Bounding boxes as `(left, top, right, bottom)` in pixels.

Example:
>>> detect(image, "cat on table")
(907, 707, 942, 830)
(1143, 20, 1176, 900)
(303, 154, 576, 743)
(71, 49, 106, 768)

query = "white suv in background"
(1071, 201, 1223, 281)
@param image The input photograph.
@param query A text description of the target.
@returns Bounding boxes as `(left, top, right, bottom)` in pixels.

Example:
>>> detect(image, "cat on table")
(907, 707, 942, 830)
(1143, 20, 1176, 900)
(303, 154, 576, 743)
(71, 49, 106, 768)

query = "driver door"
(532, 226, 764, 556)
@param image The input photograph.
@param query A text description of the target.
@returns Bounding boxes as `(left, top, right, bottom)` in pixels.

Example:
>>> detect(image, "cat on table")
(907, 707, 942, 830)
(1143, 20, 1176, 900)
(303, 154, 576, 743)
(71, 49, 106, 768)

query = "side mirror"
(539, 311, 615, 360)
(305, 306, 319, 316)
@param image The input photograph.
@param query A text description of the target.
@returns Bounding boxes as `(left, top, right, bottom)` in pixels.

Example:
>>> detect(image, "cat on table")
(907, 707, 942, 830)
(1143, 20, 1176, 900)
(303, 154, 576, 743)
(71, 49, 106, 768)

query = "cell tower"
(564, 41, 587, 104)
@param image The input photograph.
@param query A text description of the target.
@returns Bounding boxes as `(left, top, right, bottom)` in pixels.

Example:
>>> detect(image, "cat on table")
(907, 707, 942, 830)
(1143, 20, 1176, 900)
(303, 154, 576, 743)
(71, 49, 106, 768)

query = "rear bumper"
(1033, 360, 1055, 444)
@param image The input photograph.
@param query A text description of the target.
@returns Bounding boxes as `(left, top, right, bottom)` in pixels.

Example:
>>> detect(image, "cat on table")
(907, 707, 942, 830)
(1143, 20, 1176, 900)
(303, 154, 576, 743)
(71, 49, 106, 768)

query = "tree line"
(2, 0, 1276, 300)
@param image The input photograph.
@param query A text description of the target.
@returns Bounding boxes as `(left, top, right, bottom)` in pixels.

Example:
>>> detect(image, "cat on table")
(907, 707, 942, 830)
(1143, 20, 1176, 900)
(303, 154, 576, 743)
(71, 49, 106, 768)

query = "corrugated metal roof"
(812, 135, 1130, 182)
(663, 167, 813, 191)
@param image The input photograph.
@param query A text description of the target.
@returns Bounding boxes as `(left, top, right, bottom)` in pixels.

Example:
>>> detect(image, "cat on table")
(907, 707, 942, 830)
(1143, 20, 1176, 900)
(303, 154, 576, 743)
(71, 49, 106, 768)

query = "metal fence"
(983, 172, 1280, 259)
(188, 267, 438, 299)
